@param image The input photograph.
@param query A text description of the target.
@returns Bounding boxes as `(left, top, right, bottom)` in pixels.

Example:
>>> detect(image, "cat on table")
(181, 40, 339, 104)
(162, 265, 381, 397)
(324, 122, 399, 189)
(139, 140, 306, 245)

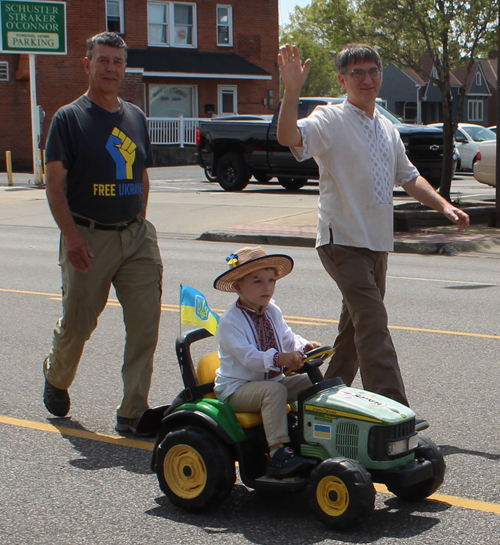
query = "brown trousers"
(317, 243, 408, 407)
(227, 375, 312, 447)
(45, 216, 163, 419)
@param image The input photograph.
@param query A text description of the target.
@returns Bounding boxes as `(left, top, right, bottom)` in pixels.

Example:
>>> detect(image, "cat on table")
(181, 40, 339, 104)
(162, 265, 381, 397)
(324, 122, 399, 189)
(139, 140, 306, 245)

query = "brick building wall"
(0, 1, 105, 170)
(0, 0, 279, 170)
(0, 56, 32, 170)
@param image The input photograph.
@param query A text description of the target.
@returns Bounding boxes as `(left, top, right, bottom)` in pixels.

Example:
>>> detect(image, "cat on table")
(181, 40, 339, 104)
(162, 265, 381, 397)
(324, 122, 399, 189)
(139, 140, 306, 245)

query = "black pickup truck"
(196, 97, 448, 191)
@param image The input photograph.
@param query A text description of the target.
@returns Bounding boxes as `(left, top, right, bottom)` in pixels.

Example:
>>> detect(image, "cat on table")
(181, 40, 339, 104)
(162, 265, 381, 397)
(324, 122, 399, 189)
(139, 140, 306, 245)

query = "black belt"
(73, 216, 138, 231)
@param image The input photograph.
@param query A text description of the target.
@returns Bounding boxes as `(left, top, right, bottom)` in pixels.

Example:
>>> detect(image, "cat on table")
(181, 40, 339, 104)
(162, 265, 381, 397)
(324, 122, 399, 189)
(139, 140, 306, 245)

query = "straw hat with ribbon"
(213, 246, 294, 293)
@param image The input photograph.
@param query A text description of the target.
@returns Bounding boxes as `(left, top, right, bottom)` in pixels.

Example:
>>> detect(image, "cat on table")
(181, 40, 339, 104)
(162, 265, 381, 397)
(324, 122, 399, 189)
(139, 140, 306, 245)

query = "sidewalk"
(200, 221, 500, 255)
(2, 170, 500, 255)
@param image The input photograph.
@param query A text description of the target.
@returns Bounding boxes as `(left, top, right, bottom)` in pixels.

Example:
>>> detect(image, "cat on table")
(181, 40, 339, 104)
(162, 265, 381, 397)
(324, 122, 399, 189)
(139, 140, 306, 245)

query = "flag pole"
(179, 283, 182, 338)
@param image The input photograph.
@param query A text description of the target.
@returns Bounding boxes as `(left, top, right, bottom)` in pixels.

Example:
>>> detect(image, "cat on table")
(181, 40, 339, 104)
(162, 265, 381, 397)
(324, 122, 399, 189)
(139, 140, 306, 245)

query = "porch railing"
(147, 116, 206, 147)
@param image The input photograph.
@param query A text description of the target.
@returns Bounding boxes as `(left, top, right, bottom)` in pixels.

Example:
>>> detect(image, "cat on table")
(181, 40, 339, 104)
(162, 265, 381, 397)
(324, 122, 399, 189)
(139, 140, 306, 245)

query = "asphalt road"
(1, 168, 500, 544)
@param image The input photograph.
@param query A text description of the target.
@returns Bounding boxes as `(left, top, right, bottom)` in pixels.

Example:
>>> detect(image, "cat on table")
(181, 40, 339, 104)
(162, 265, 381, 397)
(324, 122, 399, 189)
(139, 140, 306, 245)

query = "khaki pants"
(45, 216, 163, 419)
(317, 243, 408, 407)
(227, 375, 312, 447)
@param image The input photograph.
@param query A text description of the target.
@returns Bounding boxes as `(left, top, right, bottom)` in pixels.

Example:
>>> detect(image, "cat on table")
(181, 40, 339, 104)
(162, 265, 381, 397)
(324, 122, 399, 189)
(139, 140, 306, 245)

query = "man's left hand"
(443, 205, 470, 232)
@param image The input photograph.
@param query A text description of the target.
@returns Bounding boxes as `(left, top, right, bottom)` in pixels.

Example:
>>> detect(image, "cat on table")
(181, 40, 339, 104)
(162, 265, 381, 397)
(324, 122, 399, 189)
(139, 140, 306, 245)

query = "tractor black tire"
(386, 435, 446, 501)
(216, 152, 250, 191)
(277, 177, 308, 190)
(155, 426, 235, 512)
(308, 458, 375, 530)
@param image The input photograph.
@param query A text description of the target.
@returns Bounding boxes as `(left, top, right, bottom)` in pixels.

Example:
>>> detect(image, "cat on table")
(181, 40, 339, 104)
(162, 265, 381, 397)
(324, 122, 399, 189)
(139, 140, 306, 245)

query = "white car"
(428, 123, 496, 171)
(473, 139, 496, 187)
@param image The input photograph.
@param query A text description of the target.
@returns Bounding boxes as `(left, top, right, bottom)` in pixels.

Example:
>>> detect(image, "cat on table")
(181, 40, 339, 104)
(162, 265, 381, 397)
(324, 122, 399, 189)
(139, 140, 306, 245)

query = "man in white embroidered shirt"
(277, 43, 469, 413)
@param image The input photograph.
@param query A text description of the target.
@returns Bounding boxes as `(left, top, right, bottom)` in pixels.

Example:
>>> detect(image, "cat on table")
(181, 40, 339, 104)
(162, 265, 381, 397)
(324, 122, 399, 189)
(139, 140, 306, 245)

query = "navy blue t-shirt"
(45, 95, 154, 224)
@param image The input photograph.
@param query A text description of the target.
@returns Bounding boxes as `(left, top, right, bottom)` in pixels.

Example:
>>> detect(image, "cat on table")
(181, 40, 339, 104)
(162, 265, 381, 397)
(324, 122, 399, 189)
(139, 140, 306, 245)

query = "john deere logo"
(195, 295, 210, 321)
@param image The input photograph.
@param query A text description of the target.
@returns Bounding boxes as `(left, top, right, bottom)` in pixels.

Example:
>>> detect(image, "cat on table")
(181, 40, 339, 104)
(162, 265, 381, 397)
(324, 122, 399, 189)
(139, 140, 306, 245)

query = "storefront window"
(149, 85, 195, 117)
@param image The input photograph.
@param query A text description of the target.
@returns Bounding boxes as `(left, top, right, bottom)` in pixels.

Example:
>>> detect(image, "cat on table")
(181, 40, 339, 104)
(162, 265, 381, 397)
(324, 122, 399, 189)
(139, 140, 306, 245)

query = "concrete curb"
(198, 231, 316, 248)
(394, 204, 495, 230)
(393, 238, 500, 255)
(200, 230, 500, 255)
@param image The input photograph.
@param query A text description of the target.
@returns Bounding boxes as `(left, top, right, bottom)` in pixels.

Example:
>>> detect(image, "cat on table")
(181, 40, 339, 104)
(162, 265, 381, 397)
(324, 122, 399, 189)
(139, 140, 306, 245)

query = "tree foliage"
(282, 0, 499, 200)
(278, 34, 340, 97)
(280, 4, 341, 97)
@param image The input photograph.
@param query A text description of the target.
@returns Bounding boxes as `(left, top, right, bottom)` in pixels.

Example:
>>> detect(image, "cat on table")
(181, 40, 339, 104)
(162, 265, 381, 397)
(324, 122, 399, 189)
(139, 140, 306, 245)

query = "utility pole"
(29, 54, 43, 185)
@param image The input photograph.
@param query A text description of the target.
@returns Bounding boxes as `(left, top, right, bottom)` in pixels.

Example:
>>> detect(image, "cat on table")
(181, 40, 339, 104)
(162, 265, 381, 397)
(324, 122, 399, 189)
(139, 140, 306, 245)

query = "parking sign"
(0, 0, 66, 54)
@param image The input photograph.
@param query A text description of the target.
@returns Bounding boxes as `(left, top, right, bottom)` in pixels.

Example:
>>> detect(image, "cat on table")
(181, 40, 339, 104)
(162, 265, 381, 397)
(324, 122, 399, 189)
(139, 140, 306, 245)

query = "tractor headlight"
(387, 434, 419, 456)
(387, 439, 407, 456)
(409, 434, 419, 450)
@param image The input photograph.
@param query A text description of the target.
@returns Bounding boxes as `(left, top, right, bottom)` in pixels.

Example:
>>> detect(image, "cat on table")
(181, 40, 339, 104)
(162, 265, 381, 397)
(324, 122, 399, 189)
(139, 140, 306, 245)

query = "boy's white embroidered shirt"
(214, 300, 308, 401)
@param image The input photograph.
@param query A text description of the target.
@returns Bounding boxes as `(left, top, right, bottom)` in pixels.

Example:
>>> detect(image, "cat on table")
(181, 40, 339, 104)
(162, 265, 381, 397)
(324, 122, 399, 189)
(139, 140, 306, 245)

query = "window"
(403, 102, 417, 123)
(148, 2, 197, 47)
(475, 72, 482, 86)
(427, 103, 440, 123)
(0, 61, 8, 81)
(149, 85, 197, 117)
(106, 0, 124, 33)
(217, 5, 233, 46)
(468, 99, 483, 122)
(218, 85, 237, 116)
(148, 3, 167, 44)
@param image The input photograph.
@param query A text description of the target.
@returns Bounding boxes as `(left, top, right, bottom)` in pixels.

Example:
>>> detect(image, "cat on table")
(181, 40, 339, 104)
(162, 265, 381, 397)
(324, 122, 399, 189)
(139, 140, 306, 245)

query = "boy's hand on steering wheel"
(304, 341, 321, 352)
(278, 351, 304, 370)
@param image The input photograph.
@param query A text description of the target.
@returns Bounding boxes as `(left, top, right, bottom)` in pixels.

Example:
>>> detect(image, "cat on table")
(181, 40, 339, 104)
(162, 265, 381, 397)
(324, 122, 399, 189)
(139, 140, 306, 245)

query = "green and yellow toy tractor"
(138, 328, 445, 529)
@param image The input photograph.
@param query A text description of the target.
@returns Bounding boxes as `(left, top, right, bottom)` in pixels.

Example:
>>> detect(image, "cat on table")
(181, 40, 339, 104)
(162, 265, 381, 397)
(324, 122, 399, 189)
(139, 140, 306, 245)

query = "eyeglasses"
(341, 67, 383, 81)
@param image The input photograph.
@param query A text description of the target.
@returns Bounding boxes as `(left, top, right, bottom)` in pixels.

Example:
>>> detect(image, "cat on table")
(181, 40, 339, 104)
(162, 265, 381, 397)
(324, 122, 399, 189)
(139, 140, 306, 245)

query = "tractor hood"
(303, 386, 415, 426)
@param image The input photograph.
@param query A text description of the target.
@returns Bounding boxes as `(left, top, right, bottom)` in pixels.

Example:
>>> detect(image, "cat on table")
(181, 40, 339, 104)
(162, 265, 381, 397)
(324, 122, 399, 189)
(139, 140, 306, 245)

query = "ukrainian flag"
(313, 423, 331, 440)
(180, 285, 219, 336)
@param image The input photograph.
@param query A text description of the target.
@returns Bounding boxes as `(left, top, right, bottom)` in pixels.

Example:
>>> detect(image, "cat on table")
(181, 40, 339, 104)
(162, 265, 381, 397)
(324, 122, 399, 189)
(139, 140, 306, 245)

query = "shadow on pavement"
(45, 417, 153, 475)
(439, 444, 500, 462)
(146, 484, 446, 544)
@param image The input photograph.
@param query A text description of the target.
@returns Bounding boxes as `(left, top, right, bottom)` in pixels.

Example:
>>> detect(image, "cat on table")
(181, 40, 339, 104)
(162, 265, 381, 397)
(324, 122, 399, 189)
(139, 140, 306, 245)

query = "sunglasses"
(341, 67, 383, 81)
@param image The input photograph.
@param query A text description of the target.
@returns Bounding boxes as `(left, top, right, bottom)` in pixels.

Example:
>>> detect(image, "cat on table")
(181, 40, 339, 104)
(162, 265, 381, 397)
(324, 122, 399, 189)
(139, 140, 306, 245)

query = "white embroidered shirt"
(291, 100, 419, 251)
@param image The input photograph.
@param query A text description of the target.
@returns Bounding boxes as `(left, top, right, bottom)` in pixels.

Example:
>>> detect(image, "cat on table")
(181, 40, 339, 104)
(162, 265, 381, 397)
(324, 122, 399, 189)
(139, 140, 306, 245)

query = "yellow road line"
(388, 324, 500, 339)
(1, 287, 500, 340)
(374, 484, 500, 515)
(0, 415, 153, 451)
(1, 414, 499, 516)
(0, 288, 60, 297)
(283, 314, 337, 324)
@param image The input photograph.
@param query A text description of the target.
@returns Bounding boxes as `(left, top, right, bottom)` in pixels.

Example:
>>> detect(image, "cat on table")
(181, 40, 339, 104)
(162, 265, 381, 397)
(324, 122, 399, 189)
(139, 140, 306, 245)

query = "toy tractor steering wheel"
(285, 346, 334, 376)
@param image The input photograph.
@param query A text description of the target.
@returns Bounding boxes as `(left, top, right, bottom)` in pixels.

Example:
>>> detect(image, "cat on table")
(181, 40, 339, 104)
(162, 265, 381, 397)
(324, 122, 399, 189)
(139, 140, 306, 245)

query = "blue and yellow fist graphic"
(106, 127, 136, 180)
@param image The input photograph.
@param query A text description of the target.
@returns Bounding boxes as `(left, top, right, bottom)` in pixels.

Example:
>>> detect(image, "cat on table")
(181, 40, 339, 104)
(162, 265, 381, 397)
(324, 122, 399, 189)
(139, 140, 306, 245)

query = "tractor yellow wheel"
(316, 475, 349, 516)
(164, 444, 207, 499)
(155, 426, 235, 511)
(308, 458, 375, 529)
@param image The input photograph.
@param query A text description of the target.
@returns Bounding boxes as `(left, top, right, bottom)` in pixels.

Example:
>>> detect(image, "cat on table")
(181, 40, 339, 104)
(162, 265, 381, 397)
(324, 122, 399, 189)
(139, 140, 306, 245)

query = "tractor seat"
(197, 352, 264, 429)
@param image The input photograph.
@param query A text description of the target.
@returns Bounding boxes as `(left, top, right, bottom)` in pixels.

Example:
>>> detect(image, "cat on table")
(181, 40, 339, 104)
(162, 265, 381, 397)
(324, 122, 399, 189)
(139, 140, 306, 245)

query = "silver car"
(428, 123, 496, 171)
